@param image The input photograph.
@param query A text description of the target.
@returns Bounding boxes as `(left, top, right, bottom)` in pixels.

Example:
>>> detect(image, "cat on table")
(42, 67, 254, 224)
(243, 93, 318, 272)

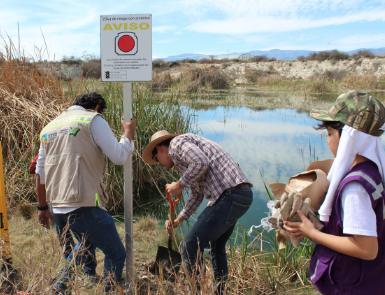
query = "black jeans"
(181, 187, 253, 294)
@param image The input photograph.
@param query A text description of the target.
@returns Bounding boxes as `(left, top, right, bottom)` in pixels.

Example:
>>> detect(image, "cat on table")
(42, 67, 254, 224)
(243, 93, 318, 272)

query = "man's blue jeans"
(53, 207, 126, 294)
(180, 187, 253, 294)
(52, 206, 97, 276)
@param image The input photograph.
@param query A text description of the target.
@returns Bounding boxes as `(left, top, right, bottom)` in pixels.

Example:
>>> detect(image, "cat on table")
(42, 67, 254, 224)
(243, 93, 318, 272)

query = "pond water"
(134, 91, 385, 242)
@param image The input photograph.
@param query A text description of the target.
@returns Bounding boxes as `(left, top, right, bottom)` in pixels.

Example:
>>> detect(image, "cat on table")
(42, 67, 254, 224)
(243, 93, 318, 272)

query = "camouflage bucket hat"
(310, 90, 385, 136)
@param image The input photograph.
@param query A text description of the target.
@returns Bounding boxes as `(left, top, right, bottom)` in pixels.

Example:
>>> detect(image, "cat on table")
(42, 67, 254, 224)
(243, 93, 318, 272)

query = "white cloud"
(156, 38, 177, 44)
(153, 26, 176, 32)
(333, 33, 385, 49)
(180, 0, 378, 18)
(185, 9, 385, 34)
(152, 54, 166, 59)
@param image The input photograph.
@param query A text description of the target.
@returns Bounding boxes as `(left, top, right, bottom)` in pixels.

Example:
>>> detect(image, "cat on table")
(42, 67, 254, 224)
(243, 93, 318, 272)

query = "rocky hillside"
(159, 58, 385, 85)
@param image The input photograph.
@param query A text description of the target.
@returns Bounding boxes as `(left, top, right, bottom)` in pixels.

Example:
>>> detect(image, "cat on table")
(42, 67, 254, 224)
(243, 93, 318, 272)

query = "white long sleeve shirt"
(36, 105, 134, 213)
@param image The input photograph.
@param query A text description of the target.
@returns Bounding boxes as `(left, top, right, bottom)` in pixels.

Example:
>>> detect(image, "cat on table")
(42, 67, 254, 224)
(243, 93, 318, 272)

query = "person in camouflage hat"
(284, 90, 385, 294)
(310, 90, 385, 136)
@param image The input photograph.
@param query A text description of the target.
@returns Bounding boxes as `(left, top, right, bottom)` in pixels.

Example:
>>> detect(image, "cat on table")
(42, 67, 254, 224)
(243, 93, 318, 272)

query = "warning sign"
(100, 14, 152, 82)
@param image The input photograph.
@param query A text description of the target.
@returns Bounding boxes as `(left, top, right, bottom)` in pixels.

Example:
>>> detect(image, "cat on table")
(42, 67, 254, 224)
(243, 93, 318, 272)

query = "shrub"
(308, 79, 331, 93)
(179, 58, 196, 63)
(329, 50, 349, 61)
(151, 72, 172, 90)
(168, 61, 179, 68)
(61, 55, 82, 65)
(351, 50, 375, 60)
(221, 63, 231, 69)
(297, 55, 306, 62)
(180, 68, 229, 90)
(82, 58, 101, 78)
(152, 59, 166, 68)
(323, 69, 348, 81)
(305, 50, 349, 61)
(378, 75, 385, 90)
(268, 57, 277, 62)
(198, 58, 211, 63)
(251, 55, 268, 62)
(257, 74, 285, 85)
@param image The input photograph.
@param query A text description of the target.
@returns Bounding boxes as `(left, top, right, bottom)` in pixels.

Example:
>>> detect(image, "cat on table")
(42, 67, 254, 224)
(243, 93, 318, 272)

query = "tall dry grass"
(3, 212, 318, 294)
(340, 73, 385, 90)
(178, 68, 229, 93)
(0, 36, 69, 207)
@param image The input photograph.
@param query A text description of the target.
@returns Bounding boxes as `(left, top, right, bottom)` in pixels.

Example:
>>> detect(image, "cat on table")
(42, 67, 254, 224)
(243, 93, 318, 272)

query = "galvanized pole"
(123, 82, 134, 293)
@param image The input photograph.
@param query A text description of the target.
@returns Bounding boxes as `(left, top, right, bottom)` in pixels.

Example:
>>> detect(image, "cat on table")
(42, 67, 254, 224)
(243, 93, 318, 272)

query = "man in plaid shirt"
(143, 130, 253, 294)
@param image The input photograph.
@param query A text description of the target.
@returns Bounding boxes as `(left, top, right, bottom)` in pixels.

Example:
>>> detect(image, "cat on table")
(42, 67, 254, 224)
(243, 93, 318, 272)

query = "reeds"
(177, 68, 229, 93)
(0, 34, 68, 207)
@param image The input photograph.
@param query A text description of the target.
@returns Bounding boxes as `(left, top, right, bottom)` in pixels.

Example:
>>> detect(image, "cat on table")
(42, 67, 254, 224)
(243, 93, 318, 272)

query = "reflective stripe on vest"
(95, 193, 101, 207)
(344, 171, 384, 201)
(310, 259, 320, 281)
(41, 115, 94, 134)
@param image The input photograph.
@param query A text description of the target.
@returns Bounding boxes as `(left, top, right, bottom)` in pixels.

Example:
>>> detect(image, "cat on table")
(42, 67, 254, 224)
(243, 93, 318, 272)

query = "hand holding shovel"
(149, 186, 183, 279)
(165, 185, 182, 235)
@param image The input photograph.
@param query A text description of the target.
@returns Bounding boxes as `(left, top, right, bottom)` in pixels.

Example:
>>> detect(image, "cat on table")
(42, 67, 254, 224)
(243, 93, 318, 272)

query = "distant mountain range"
(158, 47, 385, 62)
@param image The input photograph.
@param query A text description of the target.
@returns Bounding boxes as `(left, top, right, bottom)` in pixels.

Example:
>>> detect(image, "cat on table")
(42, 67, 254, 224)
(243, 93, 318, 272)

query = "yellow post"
(0, 141, 12, 261)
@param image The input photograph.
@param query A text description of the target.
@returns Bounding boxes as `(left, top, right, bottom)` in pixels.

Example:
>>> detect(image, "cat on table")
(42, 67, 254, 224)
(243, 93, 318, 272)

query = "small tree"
(209, 55, 216, 62)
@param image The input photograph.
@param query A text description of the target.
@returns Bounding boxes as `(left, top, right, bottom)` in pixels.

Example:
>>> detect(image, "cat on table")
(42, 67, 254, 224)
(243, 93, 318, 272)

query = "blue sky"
(1, 0, 385, 60)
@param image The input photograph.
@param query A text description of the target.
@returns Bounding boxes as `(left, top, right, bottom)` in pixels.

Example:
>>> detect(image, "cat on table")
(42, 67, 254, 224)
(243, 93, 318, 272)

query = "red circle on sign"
(118, 35, 135, 52)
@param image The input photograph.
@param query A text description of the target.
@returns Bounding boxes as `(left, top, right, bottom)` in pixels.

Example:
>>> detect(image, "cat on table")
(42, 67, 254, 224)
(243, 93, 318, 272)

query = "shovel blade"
(150, 245, 182, 281)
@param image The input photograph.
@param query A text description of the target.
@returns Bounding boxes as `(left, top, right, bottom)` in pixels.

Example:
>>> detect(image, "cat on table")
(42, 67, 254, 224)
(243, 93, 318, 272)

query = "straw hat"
(142, 130, 179, 165)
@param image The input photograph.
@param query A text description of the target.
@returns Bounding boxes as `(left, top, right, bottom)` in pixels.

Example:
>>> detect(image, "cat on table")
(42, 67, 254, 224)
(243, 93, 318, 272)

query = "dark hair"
(151, 139, 173, 158)
(314, 121, 345, 137)
(73, 92, 107, 113)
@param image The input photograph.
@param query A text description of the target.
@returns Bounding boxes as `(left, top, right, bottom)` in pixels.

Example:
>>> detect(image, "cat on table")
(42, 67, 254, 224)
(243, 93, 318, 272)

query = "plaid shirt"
(169, 133, 251, 221)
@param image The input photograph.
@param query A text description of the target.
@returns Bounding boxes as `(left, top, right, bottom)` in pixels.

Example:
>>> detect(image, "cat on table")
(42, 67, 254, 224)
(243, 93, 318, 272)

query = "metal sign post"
(100, 14, 152, 294)
(123, 82, 134, 292)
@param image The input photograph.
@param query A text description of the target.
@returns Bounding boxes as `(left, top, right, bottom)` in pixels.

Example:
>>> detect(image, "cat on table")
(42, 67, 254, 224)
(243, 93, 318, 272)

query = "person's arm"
(284, 210, 378, 260)
(90, 116, 136, 165)
(35, 142, 53, 229)
(36, 174, 54, 229)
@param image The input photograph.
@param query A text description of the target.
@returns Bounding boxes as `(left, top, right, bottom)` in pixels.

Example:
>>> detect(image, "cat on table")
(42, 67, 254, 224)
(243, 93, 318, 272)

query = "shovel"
(150, 187, 182, 280)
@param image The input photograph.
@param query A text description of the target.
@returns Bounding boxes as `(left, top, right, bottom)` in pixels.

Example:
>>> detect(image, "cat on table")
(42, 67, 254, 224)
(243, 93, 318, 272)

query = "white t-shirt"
(340, 181, 377, 237)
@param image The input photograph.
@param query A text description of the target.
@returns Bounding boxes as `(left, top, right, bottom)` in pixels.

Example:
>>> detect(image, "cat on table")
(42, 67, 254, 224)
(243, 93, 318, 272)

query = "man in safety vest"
(36, 92, 135, 294)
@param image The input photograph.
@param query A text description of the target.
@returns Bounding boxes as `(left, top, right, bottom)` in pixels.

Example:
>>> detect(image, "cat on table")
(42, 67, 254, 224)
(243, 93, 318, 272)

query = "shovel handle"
(165, 186, 182, 214)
